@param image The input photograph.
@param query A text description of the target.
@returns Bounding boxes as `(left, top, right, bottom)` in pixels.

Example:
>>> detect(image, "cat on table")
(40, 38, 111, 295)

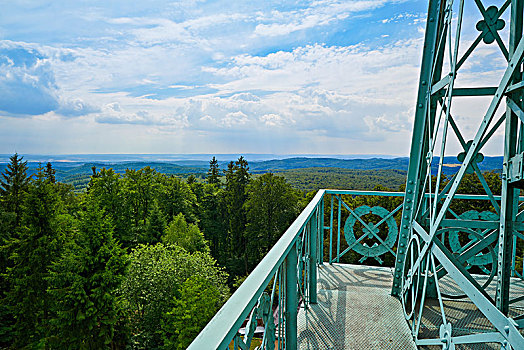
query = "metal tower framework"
(392, 0, 524, 348)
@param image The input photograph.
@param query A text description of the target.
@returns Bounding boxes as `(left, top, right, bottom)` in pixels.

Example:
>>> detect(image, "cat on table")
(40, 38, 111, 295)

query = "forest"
(0, 153, 507, 349)
(0, 154, 313, 349)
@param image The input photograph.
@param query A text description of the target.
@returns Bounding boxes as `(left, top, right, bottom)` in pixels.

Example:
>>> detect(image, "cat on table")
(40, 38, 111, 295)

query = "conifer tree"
(200, 184, 228, 264)
(206, 156, 220, 185)
(47, 201, 128, 348)
(0, 154, 29, 350)
(245, 173, 300, 268)
(186, 174, 196, 185)
(0, 153, 29, 225)
(5, 166, 70, 347)
(144, 200, 166, 244)
(224, 157, 250, 274)
(87, 168, 129, 245)
(158, 174, 197, 223)
(44, 162, 56, 183)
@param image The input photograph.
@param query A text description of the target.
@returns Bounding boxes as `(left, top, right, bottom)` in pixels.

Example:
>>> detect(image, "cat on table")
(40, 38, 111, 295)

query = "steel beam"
(309, 207, 318, 304)
(285, 241, 298, 349)
(398, 0, 524, 347)
(392, 0, 445, 296)
(496, 0, 523, 315)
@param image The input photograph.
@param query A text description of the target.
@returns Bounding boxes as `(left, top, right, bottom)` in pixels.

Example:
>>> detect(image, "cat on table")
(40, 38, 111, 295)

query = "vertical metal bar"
(285, 241, 298, 349)
(497, 0, 523, 315)
(337, 196, 341, 263)
(432, 0, 465, 222)
(512, 234, 518, 276)
(392, 0, 445, 296)
(309, 207, 318, 304)
(305, 226, 309, 305)
(279, 265, 284, 350)
(330, 195, 333, 264)
(320, 197, 324, 264)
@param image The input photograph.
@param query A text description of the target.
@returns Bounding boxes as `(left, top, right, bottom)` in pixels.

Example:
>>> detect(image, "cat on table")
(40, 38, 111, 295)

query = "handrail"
(189, 188, 522, 349)
(325, 189, 524, 201)
(188, 190, 325, 349)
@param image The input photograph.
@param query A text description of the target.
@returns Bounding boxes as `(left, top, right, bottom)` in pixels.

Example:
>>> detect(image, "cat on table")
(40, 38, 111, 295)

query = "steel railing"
(189, 189, 524, 349)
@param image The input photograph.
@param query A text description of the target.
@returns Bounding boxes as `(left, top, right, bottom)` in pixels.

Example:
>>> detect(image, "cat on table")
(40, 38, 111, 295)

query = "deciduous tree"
(161, 276, 222, 349)
(163, 213, 209, 253)
(119, 243, 228, 348)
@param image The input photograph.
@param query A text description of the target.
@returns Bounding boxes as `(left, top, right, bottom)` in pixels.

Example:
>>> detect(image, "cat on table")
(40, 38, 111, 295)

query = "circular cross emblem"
(448, 210, 498, 268)
(344, 205, 398, 259)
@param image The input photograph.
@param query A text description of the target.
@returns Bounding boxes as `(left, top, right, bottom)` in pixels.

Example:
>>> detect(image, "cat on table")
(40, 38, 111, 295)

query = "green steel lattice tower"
(392, 0, 524, 348)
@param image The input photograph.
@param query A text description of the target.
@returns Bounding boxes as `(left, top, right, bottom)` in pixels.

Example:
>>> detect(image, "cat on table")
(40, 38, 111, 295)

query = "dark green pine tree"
(0, 154, 29, 348)
(200, 183, 228, 264)
(47, 200, 128, 348)
(44, 162, 56, 183)
(244, 173, 300, 268)
(87, 168, 130, 245)
(144, 200, 167, 244)
(186, 174, 196, 185)
(0, 153, 29, 226)
(224, 157, 250, 274)
(5, 166, 71, 348)
(206, 156, 221, 185)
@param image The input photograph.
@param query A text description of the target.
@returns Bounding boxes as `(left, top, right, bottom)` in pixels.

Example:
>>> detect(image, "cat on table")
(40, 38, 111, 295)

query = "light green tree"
(161, 275, 222, 349)
(163, 213, 209, 253)
(119, 243, 228, 348)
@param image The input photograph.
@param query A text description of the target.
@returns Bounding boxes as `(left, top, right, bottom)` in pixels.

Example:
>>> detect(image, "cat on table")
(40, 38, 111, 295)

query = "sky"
(0, 0, 511, 156)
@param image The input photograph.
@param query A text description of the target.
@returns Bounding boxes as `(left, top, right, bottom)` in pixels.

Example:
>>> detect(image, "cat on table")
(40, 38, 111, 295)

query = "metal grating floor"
(297, 264, 417, 349)
(297, 263, 524, 350)
(416, 274, 524, 350)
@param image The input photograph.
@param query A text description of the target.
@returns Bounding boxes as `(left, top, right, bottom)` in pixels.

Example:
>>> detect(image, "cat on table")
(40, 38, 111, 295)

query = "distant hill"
(271, 168, 407, 192)
(0, 155, 503, 192)
(249, 156, 502, 175)
(249, 157, 410, 172)
(0, 161, 207, 192)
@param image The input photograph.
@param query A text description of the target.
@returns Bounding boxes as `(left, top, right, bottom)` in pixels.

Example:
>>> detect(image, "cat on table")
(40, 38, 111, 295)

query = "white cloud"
(2, 0, 508, 156)
(260, 113, 293, 127)
(222, 111, 249, 127)
(254, 0, 391, 37)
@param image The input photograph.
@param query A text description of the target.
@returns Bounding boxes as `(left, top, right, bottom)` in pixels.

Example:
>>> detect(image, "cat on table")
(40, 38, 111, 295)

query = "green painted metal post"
(320, 197, 324, 265)
(391, 0, 444, 297)
(309, 207, 318, 304)
(512, 234, 517, 277)
(497, 0, 523, 315)
(329, 195, 333, 263)
(337, 195, 341, 262)
(285, 241, 298, 349)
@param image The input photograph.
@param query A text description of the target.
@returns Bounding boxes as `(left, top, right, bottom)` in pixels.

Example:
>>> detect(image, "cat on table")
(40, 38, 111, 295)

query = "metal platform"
(297, 263, 417, 349)
(296, 263, 524, 350)
(416, 274, 524, 350)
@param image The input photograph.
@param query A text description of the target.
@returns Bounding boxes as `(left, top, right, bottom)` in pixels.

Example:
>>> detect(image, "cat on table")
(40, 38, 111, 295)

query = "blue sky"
(0, 0, 509, 156)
